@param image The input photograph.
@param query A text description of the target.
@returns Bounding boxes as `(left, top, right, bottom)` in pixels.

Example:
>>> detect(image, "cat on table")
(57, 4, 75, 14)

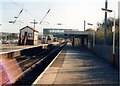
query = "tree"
(86, 28, 94, 32)
(85, 28, 94, 46)
(96, 17, 119, 46)
(97, 17, 118, 31)
(95, 29, 104, 44)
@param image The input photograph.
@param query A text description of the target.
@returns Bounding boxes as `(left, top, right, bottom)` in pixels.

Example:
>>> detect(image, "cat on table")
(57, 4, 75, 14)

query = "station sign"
(43, 28, 72, 35)
(49, 29, 64, 33)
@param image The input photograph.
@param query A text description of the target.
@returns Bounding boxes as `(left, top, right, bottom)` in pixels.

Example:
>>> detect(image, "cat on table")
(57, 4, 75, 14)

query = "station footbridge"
(43, 28, 92, 46)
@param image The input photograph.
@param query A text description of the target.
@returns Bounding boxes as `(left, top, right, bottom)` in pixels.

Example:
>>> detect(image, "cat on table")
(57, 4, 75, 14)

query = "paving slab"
(33, 44, 119, 85)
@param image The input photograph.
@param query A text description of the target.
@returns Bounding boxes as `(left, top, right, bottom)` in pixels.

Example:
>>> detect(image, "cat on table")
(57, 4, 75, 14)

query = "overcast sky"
(0, 0, 119, 33)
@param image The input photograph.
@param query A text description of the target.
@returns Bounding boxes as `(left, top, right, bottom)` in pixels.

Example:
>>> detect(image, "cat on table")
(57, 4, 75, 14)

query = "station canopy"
(43, 28, 92, 38)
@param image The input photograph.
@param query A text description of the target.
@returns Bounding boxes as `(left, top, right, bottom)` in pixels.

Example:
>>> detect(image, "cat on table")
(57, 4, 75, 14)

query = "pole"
(30, 19, 38, 29)
(112, 11, 115, 65)
(104, 0, 108, 46)
(34, 19, 35, 29)
(87, 23, 95, 52)
(93, 26, 95, 53)
(84, 20, 86, 31)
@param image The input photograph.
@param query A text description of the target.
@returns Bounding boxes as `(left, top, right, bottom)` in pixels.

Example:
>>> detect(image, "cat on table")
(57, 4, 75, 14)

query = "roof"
(20, 26, 39, 33)
(43, 28, 92, 35)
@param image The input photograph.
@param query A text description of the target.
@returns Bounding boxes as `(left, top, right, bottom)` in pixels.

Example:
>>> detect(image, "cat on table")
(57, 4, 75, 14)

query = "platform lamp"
(9, 20, 15, 45)
(87, 23, 95, 53)
(101, 8, 116, 66)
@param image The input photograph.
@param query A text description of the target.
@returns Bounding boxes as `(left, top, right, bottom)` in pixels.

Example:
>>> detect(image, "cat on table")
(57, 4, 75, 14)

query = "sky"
(0, 0, 119, 33)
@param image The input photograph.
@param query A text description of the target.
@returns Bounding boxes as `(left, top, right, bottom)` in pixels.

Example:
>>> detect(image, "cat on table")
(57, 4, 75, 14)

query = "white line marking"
(32, 47, 64, 85)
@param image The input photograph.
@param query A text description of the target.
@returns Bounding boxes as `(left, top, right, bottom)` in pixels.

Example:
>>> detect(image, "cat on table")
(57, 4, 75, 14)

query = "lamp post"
(84, 20, 86, 31)
(101, 8, 115, 65)
(112, 11, 116, 66)
(87, 23, 95, 53)
(9, 21, 15, 45)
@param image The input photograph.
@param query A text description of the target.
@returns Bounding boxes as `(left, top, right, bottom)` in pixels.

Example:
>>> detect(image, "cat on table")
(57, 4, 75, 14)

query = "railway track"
(11, 43, 66, 85)
(16, 49, 50, 71)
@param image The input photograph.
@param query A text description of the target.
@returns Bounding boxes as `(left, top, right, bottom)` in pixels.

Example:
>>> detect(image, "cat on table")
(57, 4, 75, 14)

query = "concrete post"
(104, 0, 108, 46)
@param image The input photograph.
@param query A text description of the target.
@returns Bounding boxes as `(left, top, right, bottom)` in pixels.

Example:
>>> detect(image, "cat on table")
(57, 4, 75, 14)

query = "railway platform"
(33, 43, 119, 85)
(0, 44, 49, 53)
(0, 42, 61, 85)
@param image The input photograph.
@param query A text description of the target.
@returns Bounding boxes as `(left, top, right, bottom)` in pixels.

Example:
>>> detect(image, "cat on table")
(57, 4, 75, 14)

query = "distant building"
(18, 26, 39, 45)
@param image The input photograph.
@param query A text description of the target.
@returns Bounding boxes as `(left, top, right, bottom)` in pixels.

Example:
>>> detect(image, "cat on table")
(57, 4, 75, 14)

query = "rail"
(1, 42, 66, 85)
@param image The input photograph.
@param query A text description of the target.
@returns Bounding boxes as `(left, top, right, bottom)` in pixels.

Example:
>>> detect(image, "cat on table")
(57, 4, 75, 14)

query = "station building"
(18, 26, 39, 45)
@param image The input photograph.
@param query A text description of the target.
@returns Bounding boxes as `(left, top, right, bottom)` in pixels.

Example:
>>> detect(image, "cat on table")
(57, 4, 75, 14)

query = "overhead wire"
(40, 9, 51, 24)
(9, 0, 51, 26)
(9, 0, 23, 9)
(9, 0, 37, 23)
(8, 0, 26, 24)
(13, 9, 23, 24)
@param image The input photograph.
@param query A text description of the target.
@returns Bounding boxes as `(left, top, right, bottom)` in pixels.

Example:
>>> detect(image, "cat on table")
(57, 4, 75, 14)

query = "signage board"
(43, 28, 72, 35)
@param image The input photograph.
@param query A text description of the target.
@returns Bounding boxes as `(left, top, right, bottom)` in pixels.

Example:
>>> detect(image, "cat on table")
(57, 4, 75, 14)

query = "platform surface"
(33, 44, 119, 85)
(0, 42, 59, 53)
(0, 43, 50, 54)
